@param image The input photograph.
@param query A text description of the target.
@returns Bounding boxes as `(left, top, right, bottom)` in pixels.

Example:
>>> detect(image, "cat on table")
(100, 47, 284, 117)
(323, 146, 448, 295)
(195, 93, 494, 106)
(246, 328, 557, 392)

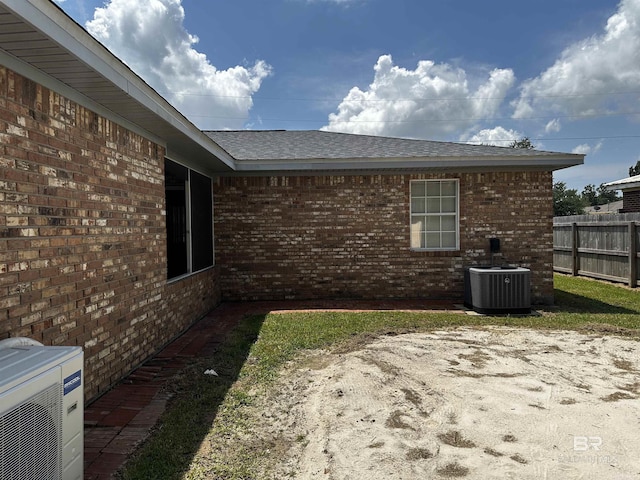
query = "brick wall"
(0, 64, 555, 397)
(621, 189, 640, 213)
(0, 67, 220, 401)
(214, 171, 554, 304)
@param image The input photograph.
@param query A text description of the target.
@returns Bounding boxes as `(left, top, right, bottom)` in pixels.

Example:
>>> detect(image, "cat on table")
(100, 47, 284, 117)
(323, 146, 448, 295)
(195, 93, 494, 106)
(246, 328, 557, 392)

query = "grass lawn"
(118, 274, 640, 479)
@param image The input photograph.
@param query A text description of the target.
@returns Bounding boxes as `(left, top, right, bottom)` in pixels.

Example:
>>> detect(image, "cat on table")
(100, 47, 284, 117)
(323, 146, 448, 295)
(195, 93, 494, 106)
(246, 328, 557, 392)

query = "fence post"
(571, 222, 578, 276)
(629, 222, 637, 288)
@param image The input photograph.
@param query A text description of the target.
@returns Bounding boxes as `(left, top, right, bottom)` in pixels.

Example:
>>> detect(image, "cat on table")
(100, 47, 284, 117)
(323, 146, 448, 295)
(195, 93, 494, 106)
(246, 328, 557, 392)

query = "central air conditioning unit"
(0, 341, 83, 480)
(465, 266, 531, 314)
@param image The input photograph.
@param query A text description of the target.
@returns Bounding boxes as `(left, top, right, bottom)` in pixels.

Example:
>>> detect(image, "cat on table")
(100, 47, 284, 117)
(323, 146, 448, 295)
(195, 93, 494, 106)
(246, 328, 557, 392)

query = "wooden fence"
(553, 213, 640, 287)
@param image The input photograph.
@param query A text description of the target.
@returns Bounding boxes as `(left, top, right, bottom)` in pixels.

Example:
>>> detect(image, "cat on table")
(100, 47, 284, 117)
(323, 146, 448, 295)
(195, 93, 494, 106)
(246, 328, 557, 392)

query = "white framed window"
(410, 179, 459, 250)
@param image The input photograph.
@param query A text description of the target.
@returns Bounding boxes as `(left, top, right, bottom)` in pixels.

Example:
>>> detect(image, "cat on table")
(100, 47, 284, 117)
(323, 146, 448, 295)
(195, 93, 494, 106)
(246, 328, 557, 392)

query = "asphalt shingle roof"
(204, 130, 575, 162)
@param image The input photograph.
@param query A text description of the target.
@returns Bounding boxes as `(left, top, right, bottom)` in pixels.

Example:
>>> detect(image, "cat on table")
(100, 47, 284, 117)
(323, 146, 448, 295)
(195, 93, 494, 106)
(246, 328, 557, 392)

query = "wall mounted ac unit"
(467, 266, 531, 314)
(0, 343, 83, 480)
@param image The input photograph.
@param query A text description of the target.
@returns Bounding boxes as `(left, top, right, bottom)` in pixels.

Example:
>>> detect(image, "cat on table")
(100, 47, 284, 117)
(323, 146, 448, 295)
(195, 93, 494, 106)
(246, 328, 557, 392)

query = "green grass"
(118, 315, 265, 480)
(118, 274, 640, 480)
(554, 273, 640, 313)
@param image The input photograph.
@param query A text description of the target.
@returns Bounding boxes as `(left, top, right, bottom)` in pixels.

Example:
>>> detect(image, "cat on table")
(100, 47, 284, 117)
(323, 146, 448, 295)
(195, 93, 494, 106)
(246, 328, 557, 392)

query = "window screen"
(165, 159, 213, 279)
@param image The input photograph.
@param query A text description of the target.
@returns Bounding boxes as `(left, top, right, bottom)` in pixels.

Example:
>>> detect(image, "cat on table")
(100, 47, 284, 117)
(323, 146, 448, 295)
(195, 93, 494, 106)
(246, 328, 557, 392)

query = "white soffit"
(0, 0, 235, 175)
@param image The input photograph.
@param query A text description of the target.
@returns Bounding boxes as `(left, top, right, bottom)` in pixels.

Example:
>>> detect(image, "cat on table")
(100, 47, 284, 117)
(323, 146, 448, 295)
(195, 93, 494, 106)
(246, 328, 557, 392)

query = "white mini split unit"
(0, 340, 83, 480)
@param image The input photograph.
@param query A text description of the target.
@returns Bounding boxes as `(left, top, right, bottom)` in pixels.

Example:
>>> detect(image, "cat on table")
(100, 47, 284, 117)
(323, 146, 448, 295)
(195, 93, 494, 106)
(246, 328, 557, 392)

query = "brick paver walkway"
(83, 299, 459, 479)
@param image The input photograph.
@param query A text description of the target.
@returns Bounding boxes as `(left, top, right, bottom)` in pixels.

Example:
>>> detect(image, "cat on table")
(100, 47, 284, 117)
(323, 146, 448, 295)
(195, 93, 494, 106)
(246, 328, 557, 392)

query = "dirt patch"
(258, 327, 640, 479)
(578, 323, 640, 338)
(438, 430, 477, 448)
(385, 410, 415, 430)
(406, 447, 434, 460)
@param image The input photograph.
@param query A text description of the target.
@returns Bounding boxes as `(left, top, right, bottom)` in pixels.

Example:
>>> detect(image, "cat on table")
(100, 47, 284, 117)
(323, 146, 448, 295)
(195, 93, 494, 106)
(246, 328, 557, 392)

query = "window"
(165, 159, 213, 279)
(410, 179, 459, 250)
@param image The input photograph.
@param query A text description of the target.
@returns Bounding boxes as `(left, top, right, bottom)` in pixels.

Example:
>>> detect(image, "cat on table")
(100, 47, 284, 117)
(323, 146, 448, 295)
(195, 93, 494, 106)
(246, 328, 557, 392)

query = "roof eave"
(231, 155, 584, 174)
(604, 174, 640, 191)
(0, 0, 235, 174)
(605, 182, 640, 191)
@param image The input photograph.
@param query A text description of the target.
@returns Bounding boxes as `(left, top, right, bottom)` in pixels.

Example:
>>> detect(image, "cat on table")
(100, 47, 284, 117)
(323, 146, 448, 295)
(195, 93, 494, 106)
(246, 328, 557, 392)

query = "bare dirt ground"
(259, 327, 640, 479)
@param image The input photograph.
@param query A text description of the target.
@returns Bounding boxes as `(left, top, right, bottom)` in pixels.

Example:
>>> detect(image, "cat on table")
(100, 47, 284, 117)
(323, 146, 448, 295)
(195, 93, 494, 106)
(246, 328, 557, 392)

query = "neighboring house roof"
(604, 175, 640, 191)
(0, 1, 584, 176)
(205, 130, 583, 173)
(584, 200, 623, 214)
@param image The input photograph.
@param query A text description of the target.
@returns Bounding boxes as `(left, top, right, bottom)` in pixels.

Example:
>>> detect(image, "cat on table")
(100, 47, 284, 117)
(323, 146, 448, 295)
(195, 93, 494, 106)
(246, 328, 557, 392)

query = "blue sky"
(55, 0, 640, 192)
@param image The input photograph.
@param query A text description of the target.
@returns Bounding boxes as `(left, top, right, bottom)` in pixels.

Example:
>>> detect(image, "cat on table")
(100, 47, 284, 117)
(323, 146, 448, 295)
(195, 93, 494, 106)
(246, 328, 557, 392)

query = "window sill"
(410, 249, 461, 257)
(167, 265, 215, 284)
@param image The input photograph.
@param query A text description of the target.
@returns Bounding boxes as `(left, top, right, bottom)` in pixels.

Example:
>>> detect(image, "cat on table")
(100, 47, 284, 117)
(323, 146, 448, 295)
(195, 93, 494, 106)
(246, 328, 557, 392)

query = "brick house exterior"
(604, 175, 640, 213)
(0, 66, 221, 400)
(214, 171, 555, 303)
(0, 1, 583, 401)
(621, 190, 640, 213)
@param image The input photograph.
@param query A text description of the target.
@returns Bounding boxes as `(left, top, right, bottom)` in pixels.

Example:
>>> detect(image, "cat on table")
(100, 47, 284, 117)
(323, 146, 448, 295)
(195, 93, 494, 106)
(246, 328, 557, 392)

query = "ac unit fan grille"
(485, 273, 529, 309)
(0, 382, 62, 480)
(467, 267, 531, 314)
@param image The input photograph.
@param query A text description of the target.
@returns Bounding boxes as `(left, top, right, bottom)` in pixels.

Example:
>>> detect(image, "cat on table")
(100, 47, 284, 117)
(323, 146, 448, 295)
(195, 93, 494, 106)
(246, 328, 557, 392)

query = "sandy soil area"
(260, 327, 640, 479)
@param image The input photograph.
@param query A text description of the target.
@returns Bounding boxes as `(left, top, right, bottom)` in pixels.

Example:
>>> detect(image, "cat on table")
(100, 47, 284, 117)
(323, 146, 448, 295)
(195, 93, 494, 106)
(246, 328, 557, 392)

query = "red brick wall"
(214, 171, 554, 304)
(0, 67, 220, 401)
(621, 189, 640, 213)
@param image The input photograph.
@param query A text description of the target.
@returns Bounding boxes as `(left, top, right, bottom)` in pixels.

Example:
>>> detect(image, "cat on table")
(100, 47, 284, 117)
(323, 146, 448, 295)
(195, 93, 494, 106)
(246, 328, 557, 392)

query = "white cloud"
(513, 0, 640, 119)
(572, 141, 604, 155)
(572, 144, 592, 155)
(322, 55, 514, 139)
(86, 0, 271, 129)
(460, 126, 523, 147)
(545, 118, 562, 134)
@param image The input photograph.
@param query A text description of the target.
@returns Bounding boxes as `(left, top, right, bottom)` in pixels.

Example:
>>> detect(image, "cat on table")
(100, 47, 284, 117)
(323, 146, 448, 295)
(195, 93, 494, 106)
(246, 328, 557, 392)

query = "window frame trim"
(165, 158, 215, 282)
(409, 178, 460, 252)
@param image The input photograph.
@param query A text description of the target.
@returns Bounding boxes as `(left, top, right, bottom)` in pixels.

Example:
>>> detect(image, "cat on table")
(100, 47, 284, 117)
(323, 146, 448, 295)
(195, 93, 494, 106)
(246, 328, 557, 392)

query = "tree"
(581, 184, 597, 205)
(629, 160, 640, 177)
(509, 137, 535, 149)
(580, 183, 620, 206)
(554, 181, 585, 216)
(595, 183, 620, 204)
